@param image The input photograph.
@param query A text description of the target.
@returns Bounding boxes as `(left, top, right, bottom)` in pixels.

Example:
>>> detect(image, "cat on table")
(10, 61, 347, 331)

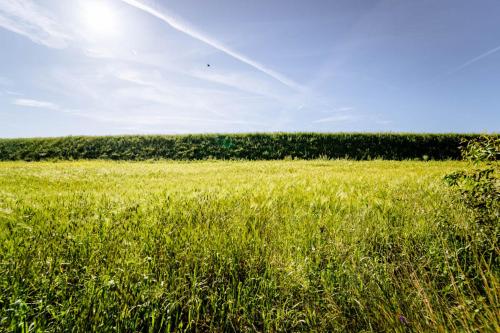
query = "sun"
(81, 0, 119, 37)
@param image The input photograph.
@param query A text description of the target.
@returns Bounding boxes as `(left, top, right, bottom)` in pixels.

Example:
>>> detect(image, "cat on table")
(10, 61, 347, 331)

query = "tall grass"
(0, 160, 498, 332)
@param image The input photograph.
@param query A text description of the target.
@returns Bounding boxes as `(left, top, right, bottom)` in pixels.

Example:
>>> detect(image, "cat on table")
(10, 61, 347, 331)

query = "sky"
(0, 0, 499, 137)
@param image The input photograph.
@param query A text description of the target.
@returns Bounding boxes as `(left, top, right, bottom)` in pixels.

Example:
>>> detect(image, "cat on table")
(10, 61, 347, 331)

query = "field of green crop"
(0, 160, 498, 332)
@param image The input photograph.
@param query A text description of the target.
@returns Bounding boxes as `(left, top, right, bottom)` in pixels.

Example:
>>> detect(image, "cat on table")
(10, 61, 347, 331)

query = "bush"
(0, 133, 494, 161)
(444, 135, 499, 227)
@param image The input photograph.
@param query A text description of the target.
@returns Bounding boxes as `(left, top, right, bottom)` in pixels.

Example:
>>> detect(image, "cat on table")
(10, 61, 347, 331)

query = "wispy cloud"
(40, 62, 280, 132)
(118, 0, 302, 91)
(13, 98, 60, 110)
(317, 106, 355, 114)
(448, 45, 500, 75)
(4, 90, 22, 96)
(0, 0, 71, 48)
(90, 113, 264, 126)
(312, 115, 357, 124)
(0, 78, 21, 97)
(188, 69, 290, 102)
(0, 0, 327, 133)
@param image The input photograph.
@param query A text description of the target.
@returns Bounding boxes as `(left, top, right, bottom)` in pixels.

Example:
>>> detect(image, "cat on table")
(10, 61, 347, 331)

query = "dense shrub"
(443, 136, 499, 314)
(445, 135, 499, 227)
(0, 133, 495, 161)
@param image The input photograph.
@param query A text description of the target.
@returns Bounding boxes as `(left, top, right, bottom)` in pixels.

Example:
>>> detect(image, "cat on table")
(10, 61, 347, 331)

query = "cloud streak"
(0, 0, 71, 48)
(13, 98, 59, 110)
(312, 115, 356, 124)
(118, 0, 302, 91)
(448, 45, 500, 75)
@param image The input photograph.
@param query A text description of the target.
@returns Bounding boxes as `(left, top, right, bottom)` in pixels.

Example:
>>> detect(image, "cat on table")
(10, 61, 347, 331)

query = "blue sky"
(0, 0, 499, 137)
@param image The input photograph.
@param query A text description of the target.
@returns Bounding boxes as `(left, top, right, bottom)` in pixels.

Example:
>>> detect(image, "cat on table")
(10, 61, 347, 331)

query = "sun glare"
(81, 1, 119, 37)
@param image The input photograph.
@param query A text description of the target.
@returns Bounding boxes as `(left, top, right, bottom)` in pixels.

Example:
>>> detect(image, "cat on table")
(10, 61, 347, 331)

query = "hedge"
(0, 133, 495, 161)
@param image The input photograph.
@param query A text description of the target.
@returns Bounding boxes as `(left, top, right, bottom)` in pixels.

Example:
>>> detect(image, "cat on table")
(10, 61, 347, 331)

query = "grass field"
(0, 160, 498, 332)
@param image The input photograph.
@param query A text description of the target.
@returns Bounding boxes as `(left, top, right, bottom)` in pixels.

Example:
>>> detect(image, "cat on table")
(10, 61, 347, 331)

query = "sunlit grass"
(0, 160, 498, 332)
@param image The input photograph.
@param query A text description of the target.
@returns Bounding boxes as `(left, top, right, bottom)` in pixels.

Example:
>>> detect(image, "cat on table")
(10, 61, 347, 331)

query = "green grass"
(0, 160, 498, 332)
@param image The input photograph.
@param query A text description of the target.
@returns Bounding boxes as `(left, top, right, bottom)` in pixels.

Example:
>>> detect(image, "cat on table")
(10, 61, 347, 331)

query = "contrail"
(448, 44, 500, 75)
(118, 0, 302, 91)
